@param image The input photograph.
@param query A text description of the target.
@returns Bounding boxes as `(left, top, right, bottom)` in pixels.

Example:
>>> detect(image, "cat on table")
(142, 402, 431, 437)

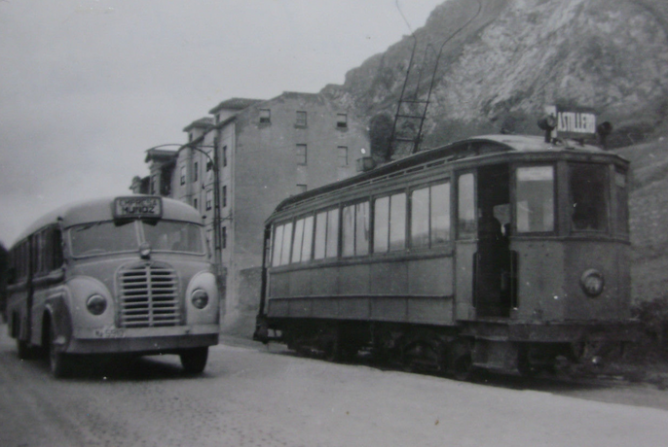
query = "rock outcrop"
(326, 0, 668, 151)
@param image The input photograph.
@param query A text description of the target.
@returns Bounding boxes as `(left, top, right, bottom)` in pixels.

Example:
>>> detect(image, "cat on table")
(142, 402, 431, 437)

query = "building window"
(222, 226, 227, 249)
(193, 198, 198, 211)
(223, 185, 227, 208)
(338, 146, 348, 167)
(222, 146, 228, 167)
(193, 162, 199, 182)
(295, 184, 307, 195)
(206, 189, 213, 210)
(296, 144, 307, 165)
(336, 113, 348, 129)
(259, 109, 271, 124)
(180, 165, 187, 185)
(206, 160, 212, 172)
(296, 111, 307, 127)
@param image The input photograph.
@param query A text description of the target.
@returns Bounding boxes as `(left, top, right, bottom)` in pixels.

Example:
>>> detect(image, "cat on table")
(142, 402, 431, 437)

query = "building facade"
(134, 92, 369, 335)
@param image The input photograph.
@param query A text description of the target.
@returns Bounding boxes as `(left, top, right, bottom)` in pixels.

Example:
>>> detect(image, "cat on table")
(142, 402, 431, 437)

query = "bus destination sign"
(114, 196, 163, 219)
(545, 105, 597, 139)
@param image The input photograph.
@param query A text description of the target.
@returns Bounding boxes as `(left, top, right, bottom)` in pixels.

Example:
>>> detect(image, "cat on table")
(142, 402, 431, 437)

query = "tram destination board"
(113, 196, 162, 219)
(545, 105, 597, 140)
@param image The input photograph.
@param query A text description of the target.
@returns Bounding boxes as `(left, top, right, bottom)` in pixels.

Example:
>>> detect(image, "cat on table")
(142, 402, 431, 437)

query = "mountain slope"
(327, 0, 668, 152)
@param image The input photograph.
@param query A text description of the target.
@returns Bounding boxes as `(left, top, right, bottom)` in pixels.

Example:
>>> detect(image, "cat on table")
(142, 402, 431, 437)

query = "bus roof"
(14, 196, 202, 245)
(271, 134, 626, 215)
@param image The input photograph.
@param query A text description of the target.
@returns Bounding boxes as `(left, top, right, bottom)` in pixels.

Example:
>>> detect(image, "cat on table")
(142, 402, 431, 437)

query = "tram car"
(254, 134, 638, 377)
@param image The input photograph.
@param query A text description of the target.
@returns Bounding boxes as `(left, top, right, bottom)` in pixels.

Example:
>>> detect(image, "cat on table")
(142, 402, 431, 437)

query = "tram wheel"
(180, 347, 209, 374)
(48, 326, 71, 378)
(452, 354, 473, 381)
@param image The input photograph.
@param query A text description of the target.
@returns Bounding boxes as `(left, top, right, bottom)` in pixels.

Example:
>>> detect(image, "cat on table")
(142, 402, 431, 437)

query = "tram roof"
(273, 134, 625, 214)
(14, 196, 201, 245)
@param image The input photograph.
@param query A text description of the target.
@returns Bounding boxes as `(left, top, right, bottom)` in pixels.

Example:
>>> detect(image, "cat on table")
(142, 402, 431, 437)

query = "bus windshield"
(69, 220, 205, 257)
(70, 221, 137, 256)
(142, 220, 204, 253)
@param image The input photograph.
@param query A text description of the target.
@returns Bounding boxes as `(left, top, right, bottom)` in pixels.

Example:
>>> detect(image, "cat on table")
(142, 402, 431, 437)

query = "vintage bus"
(5, 196, 220, 377)
(254, 134, 638, 377)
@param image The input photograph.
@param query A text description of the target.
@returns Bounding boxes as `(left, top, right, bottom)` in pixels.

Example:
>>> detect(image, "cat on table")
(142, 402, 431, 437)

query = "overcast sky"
(0, 0, 444, 246)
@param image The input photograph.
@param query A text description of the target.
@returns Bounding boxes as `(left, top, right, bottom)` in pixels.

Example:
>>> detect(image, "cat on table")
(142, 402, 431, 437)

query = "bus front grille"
(117, 264, 181, 328)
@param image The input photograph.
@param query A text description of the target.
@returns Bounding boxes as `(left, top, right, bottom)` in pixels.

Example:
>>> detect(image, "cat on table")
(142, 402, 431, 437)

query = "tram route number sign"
(545, 105, 597, 140)
(113, 196, 163, 219)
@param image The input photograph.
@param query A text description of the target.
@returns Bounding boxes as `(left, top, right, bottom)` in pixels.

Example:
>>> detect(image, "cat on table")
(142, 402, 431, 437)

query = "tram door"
(475, 164, 511, 317)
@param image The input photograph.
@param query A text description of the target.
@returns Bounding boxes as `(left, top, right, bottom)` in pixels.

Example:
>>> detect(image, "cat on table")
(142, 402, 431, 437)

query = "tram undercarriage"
(256, 317, 639, 379)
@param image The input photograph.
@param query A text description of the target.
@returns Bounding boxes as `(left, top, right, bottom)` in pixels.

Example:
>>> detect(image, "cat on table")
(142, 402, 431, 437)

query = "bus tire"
(180, 347, 208, 374)
(49, 325, 71, 378)
(17, 339, 37, 360)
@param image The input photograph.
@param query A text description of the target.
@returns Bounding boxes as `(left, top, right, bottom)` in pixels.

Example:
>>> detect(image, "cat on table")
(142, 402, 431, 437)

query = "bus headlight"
(191, 289, 209, 309)
(580, 269, 604, 297)
(86, 294, 108, 315)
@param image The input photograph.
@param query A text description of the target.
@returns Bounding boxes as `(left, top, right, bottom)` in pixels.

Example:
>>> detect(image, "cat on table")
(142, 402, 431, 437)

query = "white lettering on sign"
(557, 112, 596, 134)
(114, 197, 162, 218)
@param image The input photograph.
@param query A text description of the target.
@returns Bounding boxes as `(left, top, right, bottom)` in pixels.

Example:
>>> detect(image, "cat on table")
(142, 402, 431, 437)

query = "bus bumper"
(66, 324, 220, 355)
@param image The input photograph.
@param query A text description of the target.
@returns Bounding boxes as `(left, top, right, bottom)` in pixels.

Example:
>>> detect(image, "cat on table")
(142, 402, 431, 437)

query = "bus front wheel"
(49, 325, 71, 378)
(180, 347, 209, 374)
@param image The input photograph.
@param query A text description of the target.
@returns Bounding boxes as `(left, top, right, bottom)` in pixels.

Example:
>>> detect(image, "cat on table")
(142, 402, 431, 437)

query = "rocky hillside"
(325, 0, 668, 153)
(616, 139, 668, 302)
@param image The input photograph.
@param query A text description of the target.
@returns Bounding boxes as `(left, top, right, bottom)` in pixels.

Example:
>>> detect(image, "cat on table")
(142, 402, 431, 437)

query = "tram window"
(342, 202, 370, 257)
(569, 164, 608, 232)
(411, 188, 430, 248)
(291, 219, 305, 263)
(615, 169, 629, 234)
(411, 182, 451, 248)
(314, 209, 339, 260)
(272, 225, 285, 266)
(291, 217, 314, 264)
(374, 197, 389, 253)
(280, 222, 293, 265)
(516, 167, 555, 233)
(314, 213, 326, 259)
(374, 193, 406, 253)
(390, 194, 406, 251)
(343, 205, 355, 256)
(301, 216, 314, 261)
(458, 174, 476, 239)
(432, 182, 451, 244)
(326, 209, 339, 258)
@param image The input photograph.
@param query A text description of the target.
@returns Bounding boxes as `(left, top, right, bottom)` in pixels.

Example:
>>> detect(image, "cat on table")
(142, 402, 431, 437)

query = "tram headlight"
(86, 294, 108, 315)
(580, 269, 605, 298)
(190, 289, 209, 309)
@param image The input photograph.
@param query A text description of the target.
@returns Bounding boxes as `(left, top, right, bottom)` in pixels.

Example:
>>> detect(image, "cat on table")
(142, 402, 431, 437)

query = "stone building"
(134, 92, 369, 335)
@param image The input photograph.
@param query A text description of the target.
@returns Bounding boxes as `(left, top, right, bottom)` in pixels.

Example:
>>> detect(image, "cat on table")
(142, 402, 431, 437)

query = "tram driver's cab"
(457, 147, 629, 324)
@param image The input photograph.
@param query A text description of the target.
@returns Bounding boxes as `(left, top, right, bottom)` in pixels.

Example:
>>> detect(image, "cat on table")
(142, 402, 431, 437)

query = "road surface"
(1, 327, 667, 447)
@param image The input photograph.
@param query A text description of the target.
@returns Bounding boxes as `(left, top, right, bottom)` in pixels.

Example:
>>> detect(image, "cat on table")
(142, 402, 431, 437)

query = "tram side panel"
(266, 255, 455, 326)
(562, 241, 631, 322)
(512, 240, 567, 322)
